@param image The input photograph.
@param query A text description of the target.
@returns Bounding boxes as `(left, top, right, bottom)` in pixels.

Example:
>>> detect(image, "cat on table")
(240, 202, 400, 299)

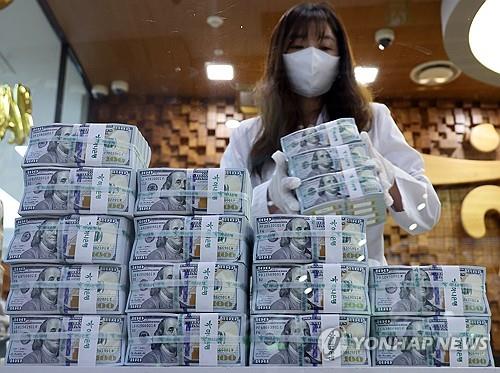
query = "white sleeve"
(220, 120, 271, 217)
(371, 104, 441, 234)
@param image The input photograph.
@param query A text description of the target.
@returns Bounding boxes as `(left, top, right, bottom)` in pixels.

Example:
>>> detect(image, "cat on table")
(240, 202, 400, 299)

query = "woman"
(220, 2, 440, 265)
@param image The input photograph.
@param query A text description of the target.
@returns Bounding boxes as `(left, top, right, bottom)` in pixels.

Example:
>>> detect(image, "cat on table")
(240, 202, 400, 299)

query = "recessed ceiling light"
(469, 0, 500, 74)
(354, 66, 379, 85)
(410, 60, 461, 86)
(205, 63, 234, 81)
(206, 15, 224, 29)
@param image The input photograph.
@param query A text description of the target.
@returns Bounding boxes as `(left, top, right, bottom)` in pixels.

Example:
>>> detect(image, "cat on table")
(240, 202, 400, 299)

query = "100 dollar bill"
(296, 165, 386, 225)
(369, 266, 490, 316)
(135, 168, 251, 218)
(5, 216, 131, 264)
(20, 167, 136, 217)
(132, 215, 251, 263)
(371, 316, 493, 367)
(288, 142, 369, 180)
(23, 123, 150, 169)
(252, 263, 369, 314)
(7, 264, 127, 315)
(251, 314, 370, 366)
(253, 215, 366, 263)
(281, 118, 360, 157)
(127, 262, 247, 313)
(7, 315, 126, 366)
(126, 313, 246, 366)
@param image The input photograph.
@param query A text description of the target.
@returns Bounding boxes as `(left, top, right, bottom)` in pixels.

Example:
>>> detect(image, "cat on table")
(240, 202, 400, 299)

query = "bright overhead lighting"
(225, 119, 240, 128)
(354, 66, 379, 85)
(206, 63, 234, 81)
(469, 0, 500, 74)
(15, 145, 28, 157)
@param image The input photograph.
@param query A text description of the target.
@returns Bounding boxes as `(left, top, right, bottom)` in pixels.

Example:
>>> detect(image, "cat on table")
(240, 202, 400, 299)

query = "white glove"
(360, 131, 395, 207)
(268, 151, 301, 214)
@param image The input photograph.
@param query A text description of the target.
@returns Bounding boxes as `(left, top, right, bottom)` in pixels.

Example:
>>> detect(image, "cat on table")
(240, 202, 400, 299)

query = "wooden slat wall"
(89, 95, 500, 353)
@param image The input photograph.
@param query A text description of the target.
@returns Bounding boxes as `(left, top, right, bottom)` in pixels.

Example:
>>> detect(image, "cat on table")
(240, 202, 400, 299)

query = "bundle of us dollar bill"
(126, 313, 246, 366)
(253, 215, 366, 263)
(7, 264, 127, 314)
(369, 266, 490, 316)
(252, 263, 369, 314)
(371, 316, 494, 367)
(132, 215, 252, 263)
(287, 142, 370, 180)
(23, 123, 150, 169)
(296, 165, 386, 225)
(5, 215, 132, 265)
(280, 118, 360, 157)
(19, 167, 136, 217)
(127, 262, 247, 313)
(251, 314, 370, 366)
(135, 168, 251, 218)
(7, 315, 126, 366)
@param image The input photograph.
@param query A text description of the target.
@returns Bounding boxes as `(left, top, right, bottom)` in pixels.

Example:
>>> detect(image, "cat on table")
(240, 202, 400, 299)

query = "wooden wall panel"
(90, 96, 500, 353)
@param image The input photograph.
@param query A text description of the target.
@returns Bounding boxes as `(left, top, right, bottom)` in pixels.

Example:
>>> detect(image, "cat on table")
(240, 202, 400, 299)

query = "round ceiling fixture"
(442, 0, 500, 87)
(410, 60, 461, 86)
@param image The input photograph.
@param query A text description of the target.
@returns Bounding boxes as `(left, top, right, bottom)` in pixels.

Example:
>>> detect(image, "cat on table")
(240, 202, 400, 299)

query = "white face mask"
(283, 47, 340, 98)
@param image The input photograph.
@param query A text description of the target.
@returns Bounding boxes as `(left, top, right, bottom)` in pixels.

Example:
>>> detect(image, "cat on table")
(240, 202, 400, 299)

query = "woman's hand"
(360, 132, 403, 211)
(267, 151, 302, 214)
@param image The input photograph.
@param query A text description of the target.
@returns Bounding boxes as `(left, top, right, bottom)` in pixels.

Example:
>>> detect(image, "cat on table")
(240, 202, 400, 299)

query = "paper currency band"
(129, 279, 247, 291)
(9, 331, 125, 341)
(374, 330, 490, 338)
(138, 190, 250, 201)
(254, 282, 367, 291)
(13, 222, 130, 238)
(128, 335, 244, 343)
(368, 281, 486, 291)
(27, 134, 147, 163)
(10, 280, 125, 290)
(252, 335, 354, 344)
(255, 230, 366, 240)
(136, 229, 246, 241)
(24, 183, 134, 195)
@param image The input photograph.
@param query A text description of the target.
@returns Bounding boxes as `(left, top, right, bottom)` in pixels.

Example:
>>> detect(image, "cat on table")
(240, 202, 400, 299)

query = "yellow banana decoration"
(0, 84, 32, 145)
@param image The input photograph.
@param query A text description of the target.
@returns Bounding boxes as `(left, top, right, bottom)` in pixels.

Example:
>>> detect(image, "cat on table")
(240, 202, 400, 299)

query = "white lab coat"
(220, 102, 441, 265)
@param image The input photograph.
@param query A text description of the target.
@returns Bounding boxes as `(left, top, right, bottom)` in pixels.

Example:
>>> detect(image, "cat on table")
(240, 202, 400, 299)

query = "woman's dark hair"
(251, 2, 372, 174)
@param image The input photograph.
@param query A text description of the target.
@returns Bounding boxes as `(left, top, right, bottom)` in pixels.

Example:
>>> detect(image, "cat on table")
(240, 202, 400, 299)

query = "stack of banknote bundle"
(369, 265, 494, 367)
(7, 315, 126, 365)
(127, 167, 253, 366)
(22, 123, 150, 169)
(132, 215, 252, 263)
(250, 211, 371, 366)
(135, 168, 252, 219)
(5, 122, 149, 366)
(126, 313, 246, 365)
(253, 215, 367, 263)
(4, 215, 132, 264)
(280, 118, 386, 226)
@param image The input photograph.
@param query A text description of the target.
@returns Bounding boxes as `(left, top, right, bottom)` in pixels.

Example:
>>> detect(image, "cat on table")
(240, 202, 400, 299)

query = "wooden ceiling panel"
(46, 0, 500, 100)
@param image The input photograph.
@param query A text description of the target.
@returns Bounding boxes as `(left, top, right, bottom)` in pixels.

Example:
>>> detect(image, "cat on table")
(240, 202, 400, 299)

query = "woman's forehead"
(289, 21, 334, 41)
